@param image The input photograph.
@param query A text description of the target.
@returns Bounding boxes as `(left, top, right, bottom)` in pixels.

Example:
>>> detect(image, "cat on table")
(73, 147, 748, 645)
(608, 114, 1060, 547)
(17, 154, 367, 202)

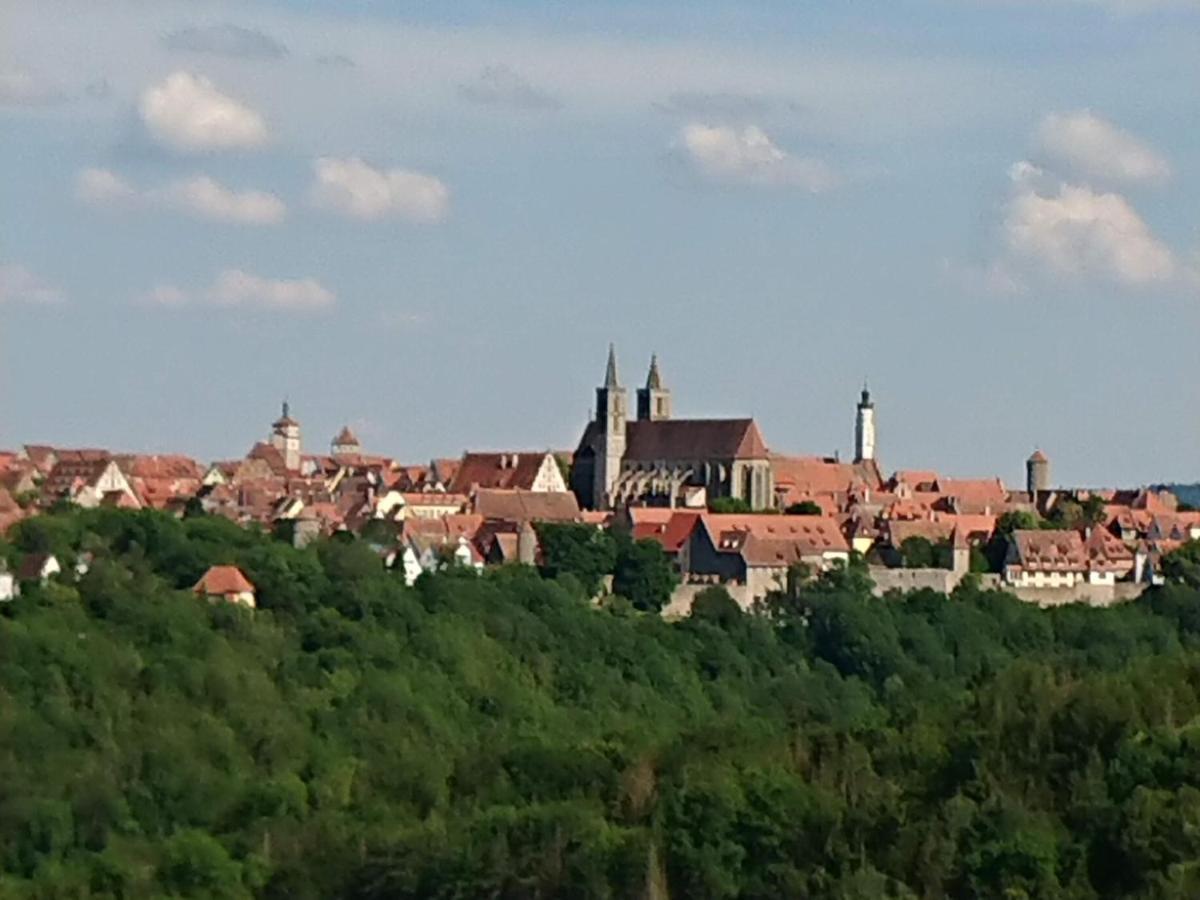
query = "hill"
(3, 508, 1200, 898)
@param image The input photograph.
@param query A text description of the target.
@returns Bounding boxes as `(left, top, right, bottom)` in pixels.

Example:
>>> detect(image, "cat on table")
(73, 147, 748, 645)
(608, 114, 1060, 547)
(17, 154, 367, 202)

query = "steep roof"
(624, 418, 768, 461)
(448, 451, 557, 493)
(193, 565, 255, 596)
(333, 425, 360, 447)
(1010, 529, 1086, 571)
(771, 454, 883, 496)
(697, 514, 849, 566)
(473, 489, 581, 523)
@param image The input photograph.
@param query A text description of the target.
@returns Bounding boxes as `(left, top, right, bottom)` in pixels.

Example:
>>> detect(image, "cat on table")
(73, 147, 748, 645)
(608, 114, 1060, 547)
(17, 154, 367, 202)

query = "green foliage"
(535, 522, 617, 597)
(3, 507, 1200, 897)
(612, 535, 678, 612)
(1162, 541, 1200, 589)
(709, 497, 753, 514)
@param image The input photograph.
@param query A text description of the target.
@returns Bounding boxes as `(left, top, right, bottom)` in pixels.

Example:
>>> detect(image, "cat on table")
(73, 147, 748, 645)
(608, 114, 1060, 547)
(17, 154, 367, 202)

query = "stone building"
(570, 346, 774, 510)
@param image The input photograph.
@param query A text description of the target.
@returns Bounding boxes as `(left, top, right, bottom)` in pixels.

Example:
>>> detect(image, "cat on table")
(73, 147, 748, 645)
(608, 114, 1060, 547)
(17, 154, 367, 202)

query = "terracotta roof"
(633, 510, 701, 553)
(193, 565, 255, 596)
(772, 455, 883, 496)
(1011, 529, 1087, 571)
(623, 418, 768, 461)
(473, 489, 581, 523)
(1028, 449, 1048, 463)
(449, 451, 557, 493)
(698, 514, 850, 566)
(333, 425, 359, 446)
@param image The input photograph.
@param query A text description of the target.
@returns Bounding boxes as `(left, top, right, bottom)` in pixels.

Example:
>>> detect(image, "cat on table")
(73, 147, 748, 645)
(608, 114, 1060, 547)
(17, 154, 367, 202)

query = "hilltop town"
(2, 346, 1196, 610)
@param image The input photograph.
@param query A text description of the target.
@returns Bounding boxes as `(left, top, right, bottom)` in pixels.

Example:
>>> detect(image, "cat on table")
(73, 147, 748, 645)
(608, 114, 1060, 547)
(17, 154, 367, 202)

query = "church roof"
(333, 425, 360, 446)
(624, 418, 768, 461)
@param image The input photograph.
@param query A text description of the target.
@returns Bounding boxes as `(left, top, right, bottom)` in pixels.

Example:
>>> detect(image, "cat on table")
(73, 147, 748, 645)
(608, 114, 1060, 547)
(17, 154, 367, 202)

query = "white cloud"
(1003, 161, 1176, 286)
(678, 124, 838, 191)
(147, 270, 335, 312)
(157, 176, 285, 224)
(76, 167, 136, 204)
(142, 284, 190, 307)
(1036, 110, 1170, 185)
(163, 24, 288, 60)
(0, 68, 65, 106)
(0, 264, 64, 305)
(139, 71, 268, 152)
(310, 157, 449, 222)
(458, 65, 561, 110)
(76, 168, 284, 225)
(209, 269, 334, 310)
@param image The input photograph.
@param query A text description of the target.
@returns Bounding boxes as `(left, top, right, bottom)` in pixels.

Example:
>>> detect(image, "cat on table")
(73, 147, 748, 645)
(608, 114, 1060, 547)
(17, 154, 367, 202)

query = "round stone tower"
(1026, 449, 1050, 495)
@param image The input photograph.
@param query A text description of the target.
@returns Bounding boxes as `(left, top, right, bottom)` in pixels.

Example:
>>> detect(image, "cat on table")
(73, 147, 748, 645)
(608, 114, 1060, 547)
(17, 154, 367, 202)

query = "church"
(570, 347, 776, 511)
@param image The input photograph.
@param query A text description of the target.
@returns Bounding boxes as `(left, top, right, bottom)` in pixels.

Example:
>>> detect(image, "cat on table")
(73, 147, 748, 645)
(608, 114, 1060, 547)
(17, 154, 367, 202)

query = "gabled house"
(17, 552, 61, 586)
(193, 565, 256, 608)
(449, 451, 568, 495)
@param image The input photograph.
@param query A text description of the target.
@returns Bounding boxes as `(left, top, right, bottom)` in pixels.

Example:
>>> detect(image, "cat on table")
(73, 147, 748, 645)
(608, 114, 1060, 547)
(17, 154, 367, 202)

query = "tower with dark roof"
(636, 354, 672, 422)
(854, 383, 876, 463)
(331, 425, 362, 458)
(270, 401, 302, 472)
(593, 344, 627, 507)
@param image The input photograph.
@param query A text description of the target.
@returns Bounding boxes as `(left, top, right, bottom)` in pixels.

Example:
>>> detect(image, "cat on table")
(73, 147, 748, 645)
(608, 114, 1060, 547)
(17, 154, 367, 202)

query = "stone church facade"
(570, 347, 774, 511)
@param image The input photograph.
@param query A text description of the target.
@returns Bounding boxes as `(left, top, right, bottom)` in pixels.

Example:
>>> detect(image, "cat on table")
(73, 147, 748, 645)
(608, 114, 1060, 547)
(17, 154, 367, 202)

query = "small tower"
(594, 344, 627, 508)
(270, 401, 302, 472)
(1026, 449, 1050, 495)
(854, 383, 876, 463)
(636, 354, 672, 422)
(331, 425, 362, 458)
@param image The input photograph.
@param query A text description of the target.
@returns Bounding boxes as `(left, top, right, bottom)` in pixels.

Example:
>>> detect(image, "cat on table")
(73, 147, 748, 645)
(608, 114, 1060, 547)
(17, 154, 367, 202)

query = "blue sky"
(1, 0, 1198, 487)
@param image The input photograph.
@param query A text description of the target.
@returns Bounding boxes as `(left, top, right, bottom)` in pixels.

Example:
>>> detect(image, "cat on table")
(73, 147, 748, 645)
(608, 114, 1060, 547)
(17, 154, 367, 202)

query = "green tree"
(612, 535, 678, 613)
(535, 522, 617, 597)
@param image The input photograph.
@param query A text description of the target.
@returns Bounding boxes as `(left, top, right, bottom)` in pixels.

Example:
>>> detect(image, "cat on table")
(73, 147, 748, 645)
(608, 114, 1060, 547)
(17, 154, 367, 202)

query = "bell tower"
(594, 344, 627, 508)
(637, 354, 672, 422)
(271, 401, 302, 472)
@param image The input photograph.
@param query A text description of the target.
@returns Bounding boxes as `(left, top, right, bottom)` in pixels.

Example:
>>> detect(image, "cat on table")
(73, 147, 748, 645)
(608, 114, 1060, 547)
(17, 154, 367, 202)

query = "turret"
(854, 383, 876, 463)
(636, 354, 672, 421)
(1026, 449, 1050, 495)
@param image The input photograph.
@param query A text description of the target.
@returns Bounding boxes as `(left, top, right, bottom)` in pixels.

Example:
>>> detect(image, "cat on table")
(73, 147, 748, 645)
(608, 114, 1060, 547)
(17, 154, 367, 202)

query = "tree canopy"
(3, 507, 1200, 898)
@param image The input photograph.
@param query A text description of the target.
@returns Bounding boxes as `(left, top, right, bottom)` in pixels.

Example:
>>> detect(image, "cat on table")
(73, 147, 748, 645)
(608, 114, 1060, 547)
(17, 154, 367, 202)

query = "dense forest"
(3, 508, 1200, 898)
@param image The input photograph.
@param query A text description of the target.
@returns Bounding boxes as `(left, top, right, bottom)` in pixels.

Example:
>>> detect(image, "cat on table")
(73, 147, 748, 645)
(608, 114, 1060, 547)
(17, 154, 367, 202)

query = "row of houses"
(3, 401, 1196, 611)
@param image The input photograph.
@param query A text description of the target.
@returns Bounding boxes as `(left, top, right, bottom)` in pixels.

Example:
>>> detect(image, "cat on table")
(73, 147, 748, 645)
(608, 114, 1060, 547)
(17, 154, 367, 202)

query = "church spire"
(646, 353, 662, 389)
(604, 343, 620, 388)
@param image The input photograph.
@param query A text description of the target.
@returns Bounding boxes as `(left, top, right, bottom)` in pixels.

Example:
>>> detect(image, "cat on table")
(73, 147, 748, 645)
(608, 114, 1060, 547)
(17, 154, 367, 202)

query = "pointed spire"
(859, 379, 873, 408)
(646, 353, 662, 389)
(604, 343, 619, 388)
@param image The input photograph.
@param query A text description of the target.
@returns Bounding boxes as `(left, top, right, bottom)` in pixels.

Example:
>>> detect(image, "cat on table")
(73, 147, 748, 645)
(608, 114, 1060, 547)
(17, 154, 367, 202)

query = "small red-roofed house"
(193, 565, 256, 608)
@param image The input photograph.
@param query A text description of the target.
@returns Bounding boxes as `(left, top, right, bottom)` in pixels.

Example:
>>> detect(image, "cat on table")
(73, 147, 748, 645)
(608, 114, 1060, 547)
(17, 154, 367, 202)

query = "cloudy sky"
(2, 0, 1198, 486)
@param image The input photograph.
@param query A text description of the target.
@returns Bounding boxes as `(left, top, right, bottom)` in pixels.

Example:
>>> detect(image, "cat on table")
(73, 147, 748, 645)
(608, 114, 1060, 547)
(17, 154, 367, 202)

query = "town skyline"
(3, 1, 1198, 486)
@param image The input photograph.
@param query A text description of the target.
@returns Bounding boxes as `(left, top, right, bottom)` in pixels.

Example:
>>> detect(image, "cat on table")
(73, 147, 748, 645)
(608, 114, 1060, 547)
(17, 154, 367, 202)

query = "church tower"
(854, 384, 876, 463)
(636, 354, 672, 422)
(271, 401, 302, 472)
(593, 344, 627, 508)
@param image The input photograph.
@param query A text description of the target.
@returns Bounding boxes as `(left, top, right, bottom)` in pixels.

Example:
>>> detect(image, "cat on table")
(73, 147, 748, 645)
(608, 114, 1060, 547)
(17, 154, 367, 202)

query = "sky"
(1, 0, 1198, 488)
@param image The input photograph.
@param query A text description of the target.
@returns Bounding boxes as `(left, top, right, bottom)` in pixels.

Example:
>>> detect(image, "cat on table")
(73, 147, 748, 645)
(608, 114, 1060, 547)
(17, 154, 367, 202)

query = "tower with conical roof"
(854, 383, 876, 463)
(636, 354, 672, 422)
(594, 344, 627, 507)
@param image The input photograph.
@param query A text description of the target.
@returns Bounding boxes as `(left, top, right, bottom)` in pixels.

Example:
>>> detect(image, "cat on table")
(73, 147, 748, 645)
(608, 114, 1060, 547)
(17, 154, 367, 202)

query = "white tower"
(854, 384, 876, 463)
(271, 401, 302, 472)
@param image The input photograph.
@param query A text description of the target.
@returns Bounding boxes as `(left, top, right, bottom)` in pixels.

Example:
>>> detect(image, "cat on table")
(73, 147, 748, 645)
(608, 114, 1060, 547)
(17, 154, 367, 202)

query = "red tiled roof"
(448, 451, 557, 493)
(473, 489, 581, 523)
(193, 565, 255, 596)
